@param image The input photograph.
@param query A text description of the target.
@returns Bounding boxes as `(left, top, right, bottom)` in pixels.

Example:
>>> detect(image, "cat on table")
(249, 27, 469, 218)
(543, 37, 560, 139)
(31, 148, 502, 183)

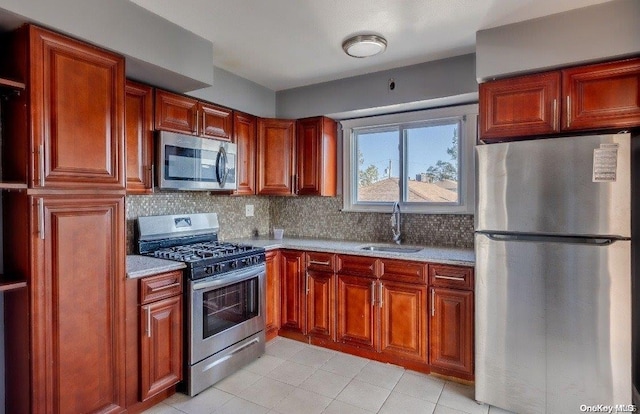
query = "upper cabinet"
(233, 111, 257, 195)
(563, 59, 640, 131)
(155, 89, 233, 140)
(256, 116, 337, 196)
(257, 118, 296, 195)
(3, 25, 126, 189)
(125, 80, 154, 194)
(479, 72, 561, 140)
(296, 116, 337, 196)
(479, 57, 640, 142)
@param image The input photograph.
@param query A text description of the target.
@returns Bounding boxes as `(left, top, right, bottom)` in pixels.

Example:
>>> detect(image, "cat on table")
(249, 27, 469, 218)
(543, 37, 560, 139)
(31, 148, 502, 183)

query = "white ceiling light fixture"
(342, 34, 387, 58)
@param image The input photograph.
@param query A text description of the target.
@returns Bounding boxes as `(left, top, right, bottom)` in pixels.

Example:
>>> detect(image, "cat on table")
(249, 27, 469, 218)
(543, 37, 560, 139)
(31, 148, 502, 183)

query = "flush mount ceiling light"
(342, 34, 387, 58)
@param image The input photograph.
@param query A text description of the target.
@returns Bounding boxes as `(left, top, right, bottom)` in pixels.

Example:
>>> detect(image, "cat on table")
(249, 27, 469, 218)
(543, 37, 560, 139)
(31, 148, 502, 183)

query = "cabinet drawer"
(336, 255, 378, 278)
(140, 271, 183, 304)
(429, 264, 473, 290)
(380, 259, 427, 284)
(306, 251, 335, 272)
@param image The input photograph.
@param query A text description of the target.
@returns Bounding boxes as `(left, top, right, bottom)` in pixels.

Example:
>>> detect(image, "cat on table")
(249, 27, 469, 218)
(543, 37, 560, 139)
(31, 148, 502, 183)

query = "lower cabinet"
(140, 295, 182, 400)
(265, 250, 281, 340)
(269, 248, 473, 381)
(429, 288, 473, 377)
(279, 250, 306, 336)
(126, 270, 183, 413)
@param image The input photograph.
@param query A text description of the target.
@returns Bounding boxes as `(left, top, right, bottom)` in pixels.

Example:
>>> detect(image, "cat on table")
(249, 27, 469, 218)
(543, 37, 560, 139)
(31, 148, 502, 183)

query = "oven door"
(158, 131, 237, 191)
(189, 265, 265, 364)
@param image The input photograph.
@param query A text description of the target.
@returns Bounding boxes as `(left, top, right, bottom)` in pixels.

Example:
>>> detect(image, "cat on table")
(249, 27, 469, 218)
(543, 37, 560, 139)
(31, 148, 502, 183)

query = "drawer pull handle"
(434, 274, 466, 282)
(308, 260, 331, 266)
(149, 282, 181, 292)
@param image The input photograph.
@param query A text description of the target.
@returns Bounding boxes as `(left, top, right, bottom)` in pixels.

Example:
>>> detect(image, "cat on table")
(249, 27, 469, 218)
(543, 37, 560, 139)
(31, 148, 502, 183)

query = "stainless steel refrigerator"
(475, 133, 633, 413)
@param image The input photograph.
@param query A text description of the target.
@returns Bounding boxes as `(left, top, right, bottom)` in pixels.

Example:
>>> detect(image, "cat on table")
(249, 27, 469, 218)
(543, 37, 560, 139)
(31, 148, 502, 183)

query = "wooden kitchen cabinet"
(265, 250, 281, 340)
(279, 250, 306, 337)
(562, 58, 640, 131)
(5, 194, 126, 414)
(155, 89, 233, 140)
(233, 111, 257, 195)
(154, 89, 199, 135)
(479, 57, 640, 142)
(2, 25, 125, 188)
(257, 118, 296, 195)
(305, 252, 336, 341)
(429, 264, 474, 379)
(379, 280, 427, 362)
(479, 71, 561, 141)
(126, 80, 154, 194)
(336, 274, 376, 351)
(296, 116, 337, 196)
(200, 101, 233, 140)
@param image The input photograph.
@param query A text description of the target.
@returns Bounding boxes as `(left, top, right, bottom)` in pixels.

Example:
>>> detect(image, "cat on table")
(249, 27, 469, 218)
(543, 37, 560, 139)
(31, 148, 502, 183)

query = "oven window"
(202, 277, 259, 338)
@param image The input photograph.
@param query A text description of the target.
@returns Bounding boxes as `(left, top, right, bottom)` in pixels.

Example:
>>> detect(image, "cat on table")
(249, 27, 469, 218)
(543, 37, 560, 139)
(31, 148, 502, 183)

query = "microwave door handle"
(216, 147, 228, 187)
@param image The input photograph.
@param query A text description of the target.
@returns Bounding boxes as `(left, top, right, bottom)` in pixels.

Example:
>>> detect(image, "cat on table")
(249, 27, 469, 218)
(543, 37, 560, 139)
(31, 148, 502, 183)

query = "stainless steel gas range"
(137, 213, 266, 396)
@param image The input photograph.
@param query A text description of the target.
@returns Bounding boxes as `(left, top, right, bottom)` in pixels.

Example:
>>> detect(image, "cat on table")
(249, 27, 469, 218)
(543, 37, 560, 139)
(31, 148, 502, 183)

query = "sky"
(357, 122, 458, 179)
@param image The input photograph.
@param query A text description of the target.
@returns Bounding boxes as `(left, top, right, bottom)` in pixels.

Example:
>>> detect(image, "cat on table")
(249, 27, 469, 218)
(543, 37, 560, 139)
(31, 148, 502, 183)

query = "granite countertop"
(126, 255, 186, 279)
(226, 236, 475, 266)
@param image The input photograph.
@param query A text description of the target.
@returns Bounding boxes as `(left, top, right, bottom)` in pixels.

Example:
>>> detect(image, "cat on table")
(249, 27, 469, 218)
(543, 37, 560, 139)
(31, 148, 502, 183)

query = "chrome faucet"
(391, 201, 401, 244)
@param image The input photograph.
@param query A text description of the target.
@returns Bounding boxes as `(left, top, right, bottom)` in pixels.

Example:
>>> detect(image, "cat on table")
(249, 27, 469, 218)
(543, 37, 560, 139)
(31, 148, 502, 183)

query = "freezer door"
(475, 233, 631, 414)
(476, 134, 631, 237)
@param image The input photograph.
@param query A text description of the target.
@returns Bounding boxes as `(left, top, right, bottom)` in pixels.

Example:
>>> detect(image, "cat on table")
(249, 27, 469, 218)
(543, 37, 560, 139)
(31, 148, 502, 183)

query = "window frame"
(341, 104, 477, 214)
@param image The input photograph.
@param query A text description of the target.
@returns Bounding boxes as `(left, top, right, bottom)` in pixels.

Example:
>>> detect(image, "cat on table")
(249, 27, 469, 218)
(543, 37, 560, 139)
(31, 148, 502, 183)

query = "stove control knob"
(205, 266, 213, 275)
(252, 256, 259, 264)
(229, 260, 238, 269)
(213, 264, 222, 273)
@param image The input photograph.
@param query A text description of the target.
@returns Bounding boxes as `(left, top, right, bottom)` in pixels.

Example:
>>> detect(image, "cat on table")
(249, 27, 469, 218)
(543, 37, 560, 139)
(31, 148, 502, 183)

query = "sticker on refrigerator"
(592, 144, 618, 182)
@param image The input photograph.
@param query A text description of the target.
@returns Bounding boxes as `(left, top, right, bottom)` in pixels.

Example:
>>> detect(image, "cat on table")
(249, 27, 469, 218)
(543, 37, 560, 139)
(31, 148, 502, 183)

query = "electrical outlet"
(245, 204, 254, 217)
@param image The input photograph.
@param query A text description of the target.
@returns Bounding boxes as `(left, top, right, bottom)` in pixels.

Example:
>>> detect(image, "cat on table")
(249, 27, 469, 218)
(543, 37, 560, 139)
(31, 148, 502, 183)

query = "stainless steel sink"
(359, 245, 423, 253)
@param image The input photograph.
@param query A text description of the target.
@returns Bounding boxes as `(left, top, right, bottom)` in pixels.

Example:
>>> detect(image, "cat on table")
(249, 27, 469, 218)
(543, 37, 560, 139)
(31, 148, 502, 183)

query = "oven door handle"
(192, 266, 265, 291)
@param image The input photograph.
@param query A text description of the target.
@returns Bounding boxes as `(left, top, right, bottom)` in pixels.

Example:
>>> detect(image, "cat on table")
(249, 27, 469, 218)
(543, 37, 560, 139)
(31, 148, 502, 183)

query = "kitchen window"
(341, 104, 477, 214)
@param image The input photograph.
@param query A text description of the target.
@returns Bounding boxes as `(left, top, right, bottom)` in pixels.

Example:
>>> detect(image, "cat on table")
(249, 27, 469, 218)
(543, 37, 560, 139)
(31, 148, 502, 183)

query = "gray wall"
(0, 0, 213, 92)
(187, 67, 276, 118)
(476, 0, 640, 81)
(276, 54, 478, 119)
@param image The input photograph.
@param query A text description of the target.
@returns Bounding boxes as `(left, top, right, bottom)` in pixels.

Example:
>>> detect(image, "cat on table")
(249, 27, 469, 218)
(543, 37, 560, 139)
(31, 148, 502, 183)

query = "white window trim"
(341, 104, 477, 214)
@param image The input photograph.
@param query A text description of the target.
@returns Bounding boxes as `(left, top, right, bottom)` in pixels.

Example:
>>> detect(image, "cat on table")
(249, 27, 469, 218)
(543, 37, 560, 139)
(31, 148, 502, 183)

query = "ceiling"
(130, 0, 612, 91)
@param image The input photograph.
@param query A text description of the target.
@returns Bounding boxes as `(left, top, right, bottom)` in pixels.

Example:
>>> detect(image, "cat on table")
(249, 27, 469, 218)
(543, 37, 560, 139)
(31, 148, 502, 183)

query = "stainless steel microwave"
(157, 131, 237, 191)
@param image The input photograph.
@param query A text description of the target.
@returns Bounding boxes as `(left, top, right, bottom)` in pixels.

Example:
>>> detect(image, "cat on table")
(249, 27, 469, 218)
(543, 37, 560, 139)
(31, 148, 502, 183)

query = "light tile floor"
(143, 337, 515, 414)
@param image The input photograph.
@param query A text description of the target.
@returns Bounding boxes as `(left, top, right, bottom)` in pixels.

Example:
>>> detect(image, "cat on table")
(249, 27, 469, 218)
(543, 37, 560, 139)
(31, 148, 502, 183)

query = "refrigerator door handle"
(481, 232, 618, 246)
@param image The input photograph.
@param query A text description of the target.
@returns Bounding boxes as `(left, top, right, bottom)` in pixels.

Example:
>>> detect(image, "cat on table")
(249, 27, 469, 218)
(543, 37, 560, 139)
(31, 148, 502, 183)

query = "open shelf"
(0, 279, 27, 292)
(0, 182, 28, 190)
(0, 77, 26, 91)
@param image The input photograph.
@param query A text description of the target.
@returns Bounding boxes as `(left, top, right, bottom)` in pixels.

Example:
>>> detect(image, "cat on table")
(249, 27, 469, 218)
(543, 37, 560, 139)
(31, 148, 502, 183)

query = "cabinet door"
(379, 281, 427, 362)
(257, 118, 296, 195)
(31, 195, 126, 413)
(430, 287, 473, 376)
(563, 58, 640, 131)
(30, 26, 125, 188)
(296, 116, 337, 196)
(200, 102, 233, 140)
(479, 71, 561, 141)
(140, 296, 182, 401)
(336, 274, 376, 351)
(280, 250, 305, 333)
(233, 112, 257, 195)
(155, 89, 198, 135)
(125, 80, 154, 194)
(265, 250, 281, 340)
(306, 270, 334, 340)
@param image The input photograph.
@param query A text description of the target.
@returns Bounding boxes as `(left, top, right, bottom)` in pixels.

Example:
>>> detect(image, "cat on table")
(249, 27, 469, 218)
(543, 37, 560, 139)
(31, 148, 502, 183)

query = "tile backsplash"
(270, 196, 474, 248)
(126, 193, 474, 253)
(126, 193, 270, 254)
